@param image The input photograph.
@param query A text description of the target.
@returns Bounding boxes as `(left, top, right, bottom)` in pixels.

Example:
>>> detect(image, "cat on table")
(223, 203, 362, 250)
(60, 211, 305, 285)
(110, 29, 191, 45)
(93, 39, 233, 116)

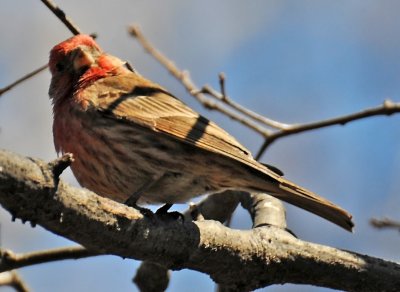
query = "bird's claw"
(155, 203, 185, 222)
(124, 200, 154, 218)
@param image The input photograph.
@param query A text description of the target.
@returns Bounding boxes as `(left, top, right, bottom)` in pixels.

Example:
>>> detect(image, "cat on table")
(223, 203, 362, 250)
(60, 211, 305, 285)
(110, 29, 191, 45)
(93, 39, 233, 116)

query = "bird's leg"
(125, 200, 153, 217)
(124, 175, 164, 216)
(125, 173, 184, 221)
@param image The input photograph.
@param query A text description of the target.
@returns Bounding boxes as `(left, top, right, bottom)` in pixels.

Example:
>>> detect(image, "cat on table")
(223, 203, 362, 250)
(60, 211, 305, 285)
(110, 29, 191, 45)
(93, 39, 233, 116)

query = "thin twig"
(0, 64, 48, 97)
(128, 25, 272, 137)
(256, 99, 400, 159)
(40, 0, 81, 35)
(218, 73, 227, 100)
(0, 246, 99, 273)
(0, 271, 30, 292)
(370, 217, 400, 231)
(129, 25, 400, 162)
(129, 25, 290, 131)
(0, 0, 84, 99)
(201, 84, 291, 130)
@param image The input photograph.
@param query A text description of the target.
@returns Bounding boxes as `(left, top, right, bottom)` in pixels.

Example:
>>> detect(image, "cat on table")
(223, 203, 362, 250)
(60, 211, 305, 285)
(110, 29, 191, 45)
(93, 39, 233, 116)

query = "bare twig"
(129, 25, 293, 132)
(128, 25, 400, 162)
(0, 64, 48, 97)
(370, 217, 400, 231)
(0, 246, 98, 273)
(0, 0, 84, 99)
(128, 25, 272, 137)
(218, 73, 227, 100)
(40, 0, 81, 35)
(0, 271, 30, 292)
(256, 99, 400, 159)
(201, 84, 291, 130)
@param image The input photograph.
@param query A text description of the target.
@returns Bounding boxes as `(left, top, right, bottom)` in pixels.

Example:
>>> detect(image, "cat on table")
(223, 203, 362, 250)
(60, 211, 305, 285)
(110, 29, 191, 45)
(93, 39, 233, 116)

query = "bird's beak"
(73, 47, 95, 73)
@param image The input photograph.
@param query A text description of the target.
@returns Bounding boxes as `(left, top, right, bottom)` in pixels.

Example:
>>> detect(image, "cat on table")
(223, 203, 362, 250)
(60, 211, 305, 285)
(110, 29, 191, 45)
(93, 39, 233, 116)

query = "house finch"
(48, 34, 353, 231)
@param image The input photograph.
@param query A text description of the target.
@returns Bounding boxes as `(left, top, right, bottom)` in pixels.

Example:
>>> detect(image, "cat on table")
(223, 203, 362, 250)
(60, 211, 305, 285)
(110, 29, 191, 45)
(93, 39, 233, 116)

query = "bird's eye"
(55, 62, 65, 72)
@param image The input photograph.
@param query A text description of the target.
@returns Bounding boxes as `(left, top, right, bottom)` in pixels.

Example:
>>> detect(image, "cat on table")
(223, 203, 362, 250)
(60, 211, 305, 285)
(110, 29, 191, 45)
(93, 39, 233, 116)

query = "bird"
(48, 34, 353, 231)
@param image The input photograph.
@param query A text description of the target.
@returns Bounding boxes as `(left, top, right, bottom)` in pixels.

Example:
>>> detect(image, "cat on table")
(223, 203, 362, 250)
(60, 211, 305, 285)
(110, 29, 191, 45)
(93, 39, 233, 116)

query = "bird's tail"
(264, 177, 354, 231)
(245, 169, 354, 231)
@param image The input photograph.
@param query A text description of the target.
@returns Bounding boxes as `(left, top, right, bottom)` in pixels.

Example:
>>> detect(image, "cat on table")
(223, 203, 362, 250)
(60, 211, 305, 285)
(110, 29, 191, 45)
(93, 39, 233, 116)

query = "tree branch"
(0, 0, 84, 99)
(134, 190, 241, 290)
(0, 246, 97, 273)
(40, 0, 82, 35)
(256, 99, 400, 158)
(128, 25, 400, 162)
(0, 149, 399, 291)
(239, 192, 287, 230)
(370, 217, 400, 232)
(128, 25, 272, 137)
(200, 84, 290, 130)
(0, 271, 30, 292)
(0, 65, 48, 97)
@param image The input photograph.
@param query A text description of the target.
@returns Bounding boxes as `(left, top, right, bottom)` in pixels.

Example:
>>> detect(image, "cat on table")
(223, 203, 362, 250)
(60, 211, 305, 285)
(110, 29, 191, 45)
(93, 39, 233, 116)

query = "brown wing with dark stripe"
(81, 72, 280, 179)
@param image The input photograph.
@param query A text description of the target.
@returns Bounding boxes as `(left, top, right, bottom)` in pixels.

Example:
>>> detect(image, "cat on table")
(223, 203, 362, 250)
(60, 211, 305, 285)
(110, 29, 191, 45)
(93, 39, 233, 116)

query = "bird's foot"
(124, 198, 154, 218)
(155, 203, 184, 221)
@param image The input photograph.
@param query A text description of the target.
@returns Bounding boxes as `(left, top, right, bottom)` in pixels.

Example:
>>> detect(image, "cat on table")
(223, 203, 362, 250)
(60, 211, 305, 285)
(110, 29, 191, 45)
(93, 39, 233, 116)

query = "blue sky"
(1, 1, 400, 291)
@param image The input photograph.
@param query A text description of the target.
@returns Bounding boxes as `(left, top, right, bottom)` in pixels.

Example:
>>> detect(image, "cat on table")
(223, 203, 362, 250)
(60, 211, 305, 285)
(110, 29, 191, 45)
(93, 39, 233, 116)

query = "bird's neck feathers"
(73, 54, 129, 109)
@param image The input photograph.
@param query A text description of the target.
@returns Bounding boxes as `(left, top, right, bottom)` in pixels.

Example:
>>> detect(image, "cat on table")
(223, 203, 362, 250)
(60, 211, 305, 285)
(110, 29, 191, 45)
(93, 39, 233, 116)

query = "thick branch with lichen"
(0, 149, 399, 291)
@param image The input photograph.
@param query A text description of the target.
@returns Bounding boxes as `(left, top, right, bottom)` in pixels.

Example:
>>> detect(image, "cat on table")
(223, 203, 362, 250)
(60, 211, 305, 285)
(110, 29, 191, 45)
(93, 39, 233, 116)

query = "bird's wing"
(80, 72, 280, 179)
(79, 72, 354, 231)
